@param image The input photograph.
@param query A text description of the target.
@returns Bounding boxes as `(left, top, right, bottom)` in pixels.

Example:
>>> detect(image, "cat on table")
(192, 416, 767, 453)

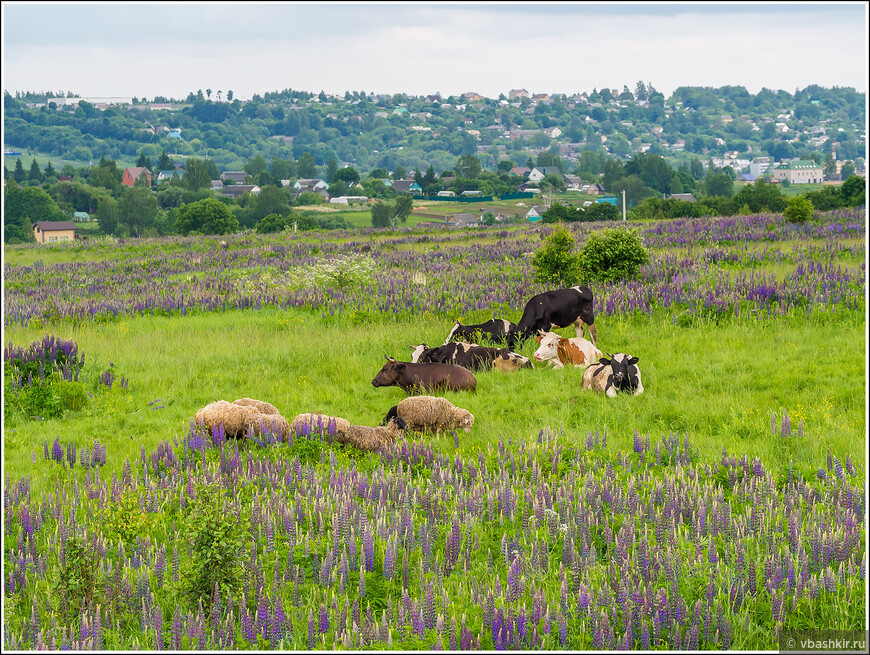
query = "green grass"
(4, 303, 864, 499)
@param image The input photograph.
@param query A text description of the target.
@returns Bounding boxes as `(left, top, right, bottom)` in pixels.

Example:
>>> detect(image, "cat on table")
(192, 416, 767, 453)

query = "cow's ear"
(599, 357, 610, 366)
(628, 356, 639, 365)
(535, 336, 542, 343)
(396, 363, 406, 371)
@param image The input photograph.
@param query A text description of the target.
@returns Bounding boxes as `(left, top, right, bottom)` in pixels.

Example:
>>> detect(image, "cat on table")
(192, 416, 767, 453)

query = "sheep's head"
(458, 409, 474, 432)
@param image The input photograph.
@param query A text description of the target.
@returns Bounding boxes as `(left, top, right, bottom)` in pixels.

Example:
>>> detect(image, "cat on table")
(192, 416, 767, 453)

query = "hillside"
(4, 84, 865, 176)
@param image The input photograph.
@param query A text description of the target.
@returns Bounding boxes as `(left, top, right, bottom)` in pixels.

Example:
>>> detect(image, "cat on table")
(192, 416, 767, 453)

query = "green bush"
(783, 196, 814, 223)
(531, 224, 583, 286)
(577, 228, 650, 283)
(180, 485, 247, 610)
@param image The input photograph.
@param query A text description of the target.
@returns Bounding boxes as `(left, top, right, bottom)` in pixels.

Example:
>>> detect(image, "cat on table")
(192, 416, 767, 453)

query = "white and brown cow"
(533, 331, 603, 369)
(582, 353, 644, 398)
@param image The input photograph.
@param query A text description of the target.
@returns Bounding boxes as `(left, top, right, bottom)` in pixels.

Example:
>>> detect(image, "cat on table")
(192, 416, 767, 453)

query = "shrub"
(783, 196, 815, 223)
(180, 485, 247, 610)
(531, 224, 583, 286)
(52, 536, 103, 620)
(577, 228, 650, 283)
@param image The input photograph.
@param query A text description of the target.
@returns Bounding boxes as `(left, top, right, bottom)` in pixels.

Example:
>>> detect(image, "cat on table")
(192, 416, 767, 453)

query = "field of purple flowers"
(3, 209, 865, 327)
(2, 209, 866, 650)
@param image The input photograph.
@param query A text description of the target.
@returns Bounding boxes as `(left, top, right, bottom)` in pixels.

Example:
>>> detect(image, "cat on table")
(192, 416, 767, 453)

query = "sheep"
(338, 416, 408, 451)
(194, 400, 290, 440)
(383, 395, 474, 435)
(232, 397, 280, 415)
(291, 413, 351, 437)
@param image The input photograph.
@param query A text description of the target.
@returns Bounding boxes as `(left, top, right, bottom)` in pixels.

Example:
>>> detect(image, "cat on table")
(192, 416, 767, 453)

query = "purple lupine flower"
(781, 412, 791, 438)
(307, 608, 316, 649)
(319, 602, 329, 635)
(358, 565, 366, 598)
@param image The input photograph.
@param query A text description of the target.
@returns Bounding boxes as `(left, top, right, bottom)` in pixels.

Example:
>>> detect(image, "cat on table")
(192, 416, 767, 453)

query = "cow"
(507, 286, 597, 351)
(581, 353, 644, 398)
(371, 357, 477, 393)
(533, 331, 603, 368)
(410, 342, 532, 372)
(444, 318, 517, 346)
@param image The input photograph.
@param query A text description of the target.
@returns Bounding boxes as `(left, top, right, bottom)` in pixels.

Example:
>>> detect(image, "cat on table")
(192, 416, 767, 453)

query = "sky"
(1, 1, 868, 102)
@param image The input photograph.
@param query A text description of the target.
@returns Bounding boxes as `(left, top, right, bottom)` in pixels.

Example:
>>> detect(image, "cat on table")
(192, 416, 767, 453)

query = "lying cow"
(533, 331, 603, 368)
(444, 318, 517, 346)
(371, 356, 477, 393)
(582, 353, 644, 398)
(410, 342, 532, 372)
(508, 286, 597, 350)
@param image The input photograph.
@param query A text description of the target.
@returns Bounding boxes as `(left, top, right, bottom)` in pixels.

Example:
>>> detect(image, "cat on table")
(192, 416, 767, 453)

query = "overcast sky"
(2, 2, 868, 101)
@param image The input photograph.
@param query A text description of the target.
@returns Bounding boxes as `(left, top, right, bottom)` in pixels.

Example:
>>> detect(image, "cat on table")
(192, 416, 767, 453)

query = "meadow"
(2, 209, 866, 650)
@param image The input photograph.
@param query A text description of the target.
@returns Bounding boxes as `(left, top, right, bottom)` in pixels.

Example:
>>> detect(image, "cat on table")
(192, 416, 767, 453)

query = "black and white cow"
(507, 286, 597, 350)
(581, 353, 643, 398)
(410, 341, 532, 372)
(443, 318, 517, 346)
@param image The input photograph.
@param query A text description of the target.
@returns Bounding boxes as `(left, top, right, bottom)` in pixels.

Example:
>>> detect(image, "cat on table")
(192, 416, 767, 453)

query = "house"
(121, 167, 152, 187)
(508, 89, 529, 100)
(528, 167, 563, 183)
(33, 221, 75, 244)
(585, 184, 606, 195)
(749, 157, 773, 177)
(220, 185, 261, 198)
(416, 221, 446, 229)
(531, 93, 551, 103)
(545, 126, 562, 139)
(667, 193, 697, 203)
(525, 206, 545, 221)
(446, 213, 479, 228)
(293, 178, 328, 190)
(736, 174, 757, 183)
(210, 180, 224, 191)
(563, 175, 583, 190)
(462, 92, 484, 102)
(771, 160, 824, 184)
(220, 171, 248, 184)
(509, 166, 531, 177)
(391, 180, 423, 196)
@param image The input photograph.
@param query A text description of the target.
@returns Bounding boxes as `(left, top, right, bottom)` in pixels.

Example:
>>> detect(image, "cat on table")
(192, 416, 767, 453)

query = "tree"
(4, 181, 65, 242)
(334, 166, 360, 187)
(326, 157, 338, 183)
(175, 198, 238, 235)
(158, 149, 173, 171)
(392, 164, 406, 181)
(840, 174, 865, 206)
(703, 171, 734, 198)
(732, 178, 786, 213)
(296, 152, 317, 178)
(577, 228, 649, 283)
(253, 185, 289, 220)
(96, 195, 119, 236)
(183, 158, 213, 191)
(840, 161, 855, 179)
(13, 158, 25, 183)
(371, 201, 393, 228)
(137, 152, 153, 170)
(226, 90, 233, 102)
(118, 186, 158, 237)
(783, 196, 814, 223)
(244, 154, 269, 178)
(531, 224, 582, 286)
(394, 195, 413, 224)
(455, 154, 481, 180)
(44, 160, 56, 180)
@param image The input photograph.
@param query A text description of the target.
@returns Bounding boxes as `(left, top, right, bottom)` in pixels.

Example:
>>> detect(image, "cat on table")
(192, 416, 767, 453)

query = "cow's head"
(409, 344, 427, 363)
(533, 332, 561, 362)
(372, 357, 406, 387)
(605, 353, 639, 388)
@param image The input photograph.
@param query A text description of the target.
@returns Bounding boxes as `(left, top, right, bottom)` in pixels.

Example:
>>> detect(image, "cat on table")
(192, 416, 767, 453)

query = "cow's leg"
(605, 386, 618, 398)
(586, 322, 598, 347)
(572, 318, 585, 340)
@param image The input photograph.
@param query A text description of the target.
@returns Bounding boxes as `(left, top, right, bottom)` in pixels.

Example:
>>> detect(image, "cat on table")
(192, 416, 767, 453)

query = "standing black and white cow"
(410, 342, 532, 372)
(443, 318, 517, 346)
(582, 353, 644, 398)
(507, 286, 597, 350)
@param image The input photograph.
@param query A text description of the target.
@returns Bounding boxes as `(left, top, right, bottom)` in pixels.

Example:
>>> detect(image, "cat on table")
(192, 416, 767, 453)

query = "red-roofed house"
(122, 167, 152, 187)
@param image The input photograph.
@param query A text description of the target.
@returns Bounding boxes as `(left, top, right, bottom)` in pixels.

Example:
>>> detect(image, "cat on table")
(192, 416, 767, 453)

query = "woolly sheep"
(338, 416, 408, 452)
(232, 397, 280, 415)
(292, 413, 351, 437)
(383, 395, 474, 435)
(194, 400, 290, 440)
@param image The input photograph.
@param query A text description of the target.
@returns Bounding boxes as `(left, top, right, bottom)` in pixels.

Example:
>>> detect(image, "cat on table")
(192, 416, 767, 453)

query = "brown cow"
(371, 357, 477, 393)
(533, 331, 603, 368)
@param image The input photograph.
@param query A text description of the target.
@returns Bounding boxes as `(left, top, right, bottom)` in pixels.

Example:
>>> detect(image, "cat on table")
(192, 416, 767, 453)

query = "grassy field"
(2, 214, 865, 651)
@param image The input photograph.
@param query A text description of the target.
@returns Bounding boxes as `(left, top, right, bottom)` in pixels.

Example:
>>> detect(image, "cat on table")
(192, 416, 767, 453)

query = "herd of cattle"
(371, 286, 644, 400)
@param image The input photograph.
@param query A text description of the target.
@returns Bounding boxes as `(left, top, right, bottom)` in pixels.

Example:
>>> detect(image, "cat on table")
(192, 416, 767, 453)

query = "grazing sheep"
(383, 396, 474, 435)
(338, 416, 408, 451)
(292, 413, 351, 437)
(232, 397, 280, 415)
(194, 400, 290, 440)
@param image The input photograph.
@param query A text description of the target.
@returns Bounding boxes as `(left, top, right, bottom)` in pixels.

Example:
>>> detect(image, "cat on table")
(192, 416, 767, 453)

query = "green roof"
(775, 160, 821, 170)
